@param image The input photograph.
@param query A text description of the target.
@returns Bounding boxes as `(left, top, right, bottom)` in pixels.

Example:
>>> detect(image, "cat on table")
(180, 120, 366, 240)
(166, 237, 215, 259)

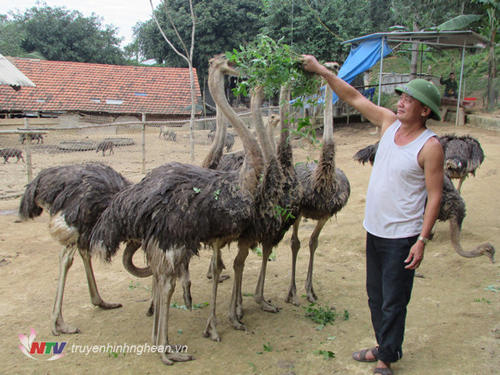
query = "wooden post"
(142, 113, 146, 174)
(24, 118, 33, 183)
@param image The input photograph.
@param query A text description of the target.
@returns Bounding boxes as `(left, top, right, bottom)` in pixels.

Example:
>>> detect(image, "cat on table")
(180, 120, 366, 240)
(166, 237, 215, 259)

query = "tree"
(150, 0, 198, 161)
(260, 0, 374, 62)
(473, 0, 500, 110)
(0, 14, 27, 57)
(12, 4, 125, 64)
(136, 0, 263, 85)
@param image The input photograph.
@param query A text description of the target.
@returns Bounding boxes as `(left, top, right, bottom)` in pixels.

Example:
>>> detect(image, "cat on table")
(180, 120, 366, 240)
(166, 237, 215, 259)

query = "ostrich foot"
(52, 320, 81, 336)
(207, 274, 230, 283)
(202, 315, 220, 342)
(228, 313, 247, 331)
(95, 300, 123, 310)
(256, 297, 280, 313)
(285, 288, 300, 306)
(305, 286, 318, 303)
(161, 352, 194, 365)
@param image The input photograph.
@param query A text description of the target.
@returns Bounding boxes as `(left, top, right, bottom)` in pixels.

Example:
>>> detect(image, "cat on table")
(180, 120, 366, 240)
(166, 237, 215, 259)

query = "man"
(302, 55, 444, 375)
(440, 72, 458, 98)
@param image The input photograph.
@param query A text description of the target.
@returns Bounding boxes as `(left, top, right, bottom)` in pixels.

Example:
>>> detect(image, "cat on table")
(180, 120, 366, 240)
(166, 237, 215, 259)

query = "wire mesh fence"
(0, 109, 281, 200)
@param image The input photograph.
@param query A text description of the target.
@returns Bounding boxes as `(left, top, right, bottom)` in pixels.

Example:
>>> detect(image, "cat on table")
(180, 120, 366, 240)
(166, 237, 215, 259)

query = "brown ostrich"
(286, 63, 351, 306)
(440, 134, 485, 194)
(354, 143, 495, 263)
(18, 163, 150, 335)
(90, 54, 266, 365)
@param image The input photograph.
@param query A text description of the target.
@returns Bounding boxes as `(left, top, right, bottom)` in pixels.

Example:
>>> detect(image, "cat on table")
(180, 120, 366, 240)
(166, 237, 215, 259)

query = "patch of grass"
(304, 303, 338, 330)
(128, 281, 149, 291)
(314, 349, 335, 359)
(474, 298, 491, 304)
(263, 342, 273, 352)
(170, 301, 209, 310)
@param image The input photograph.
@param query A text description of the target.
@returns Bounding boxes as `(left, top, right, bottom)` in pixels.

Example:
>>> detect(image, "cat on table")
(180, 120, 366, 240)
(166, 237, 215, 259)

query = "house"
(0, 58, 202, 125)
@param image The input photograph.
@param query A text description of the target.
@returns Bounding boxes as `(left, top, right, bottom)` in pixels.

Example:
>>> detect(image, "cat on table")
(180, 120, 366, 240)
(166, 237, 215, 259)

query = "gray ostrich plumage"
(90, 54, 266, 365)
(18, 163, 135, 336)
(353, 142, 495, 263)
(440, 133, 485, 194)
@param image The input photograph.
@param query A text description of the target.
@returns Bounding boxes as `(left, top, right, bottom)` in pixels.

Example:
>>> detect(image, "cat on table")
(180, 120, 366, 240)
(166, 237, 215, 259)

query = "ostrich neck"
(323, 85, 334, 141)
(277, 86, 293, 167)
(449, 218, 484, 258)
(208, 68, 264, 187)
(252, 86, 275, 162)
(201, 105, 227, 169)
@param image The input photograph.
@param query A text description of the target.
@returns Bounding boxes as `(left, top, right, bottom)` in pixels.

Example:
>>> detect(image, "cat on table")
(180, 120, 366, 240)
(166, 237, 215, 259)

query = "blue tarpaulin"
(301, 37, 392, 106)
(331, 37, 392, 104)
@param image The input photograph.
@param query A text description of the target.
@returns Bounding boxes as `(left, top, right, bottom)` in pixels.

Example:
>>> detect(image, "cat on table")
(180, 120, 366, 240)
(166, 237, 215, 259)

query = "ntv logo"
(18, 328, 66, 361)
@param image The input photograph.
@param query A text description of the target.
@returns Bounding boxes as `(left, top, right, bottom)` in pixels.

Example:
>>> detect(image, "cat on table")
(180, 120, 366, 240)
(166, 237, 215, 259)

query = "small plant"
(484, 285, 500, 292)
(193, 187, 201, 194)
(170, 301, 209, 310)
(343, 309, 350, 320)
(213, 188, 220, 200)
(474, 298, 491, 303)
(248, 362, 257, 372)
(274, 204, 296, 221)
(304, 303, 338, 330)
(107, 349, 125, 358)
(263, 342, 273, 352)
(251, 247, 276, 260)
(128, 281, 149, 291)
(243, 292, 254, 297)
(314, 350, 335, 359)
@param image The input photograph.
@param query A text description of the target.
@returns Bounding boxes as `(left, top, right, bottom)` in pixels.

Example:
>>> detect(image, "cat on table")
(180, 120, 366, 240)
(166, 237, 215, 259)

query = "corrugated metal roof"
(0, 54, 36, 89)
(343, 30, 489, 50)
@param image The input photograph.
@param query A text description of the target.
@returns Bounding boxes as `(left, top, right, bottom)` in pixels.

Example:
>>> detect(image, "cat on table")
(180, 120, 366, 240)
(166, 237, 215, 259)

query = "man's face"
(449, 73, 455, 80)
(397, 93, 429, 122)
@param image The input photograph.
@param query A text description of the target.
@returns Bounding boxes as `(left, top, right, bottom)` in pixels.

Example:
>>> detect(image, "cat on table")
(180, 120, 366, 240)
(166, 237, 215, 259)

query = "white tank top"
(363, 120, 437, 239)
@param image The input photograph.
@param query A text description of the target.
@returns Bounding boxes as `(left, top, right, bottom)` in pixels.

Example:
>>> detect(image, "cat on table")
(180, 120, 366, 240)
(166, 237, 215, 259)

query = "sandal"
(374, 368, 393, 375)
(352, 346, 379, 362)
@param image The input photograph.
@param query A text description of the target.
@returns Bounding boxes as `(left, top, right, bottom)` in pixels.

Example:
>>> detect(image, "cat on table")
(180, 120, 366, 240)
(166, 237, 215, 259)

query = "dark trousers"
(366, 232, 418, 363)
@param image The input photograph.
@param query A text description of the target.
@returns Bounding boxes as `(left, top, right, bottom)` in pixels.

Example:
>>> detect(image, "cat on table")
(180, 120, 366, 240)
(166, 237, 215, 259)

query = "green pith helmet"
(395, 79, 442, 121)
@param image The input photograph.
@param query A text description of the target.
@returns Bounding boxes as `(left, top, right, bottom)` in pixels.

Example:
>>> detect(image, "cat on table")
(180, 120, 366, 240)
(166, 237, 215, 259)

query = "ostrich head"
(478, 243, 496, 263)
(209, 54, 240, 78)
(444, 157, 467, 178)
(325, 62, 340, 74)
(268, 114, 280, 129)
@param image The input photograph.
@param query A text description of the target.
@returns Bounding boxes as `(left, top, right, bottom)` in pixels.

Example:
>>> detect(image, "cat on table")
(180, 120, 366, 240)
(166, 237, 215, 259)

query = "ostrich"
(204, 83, 302, 321)
(91, 55, 267, 365)
(354, 143, 495, 263)
(18, 163, 150, 336)
(286, 63, 351, 306)
(440, 134, 485, 194)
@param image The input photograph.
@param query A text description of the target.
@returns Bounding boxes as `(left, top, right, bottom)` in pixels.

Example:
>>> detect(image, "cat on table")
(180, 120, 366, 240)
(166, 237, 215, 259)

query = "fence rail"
(0, 109, 277, 201)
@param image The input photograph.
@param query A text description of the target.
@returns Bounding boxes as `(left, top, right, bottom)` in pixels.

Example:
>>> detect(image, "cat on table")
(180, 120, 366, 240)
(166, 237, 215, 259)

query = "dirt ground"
(0, 120, 499, 374)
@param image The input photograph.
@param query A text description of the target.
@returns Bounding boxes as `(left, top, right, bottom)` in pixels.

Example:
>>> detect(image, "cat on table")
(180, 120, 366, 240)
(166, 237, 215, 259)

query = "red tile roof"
(0, 58, 202, 116)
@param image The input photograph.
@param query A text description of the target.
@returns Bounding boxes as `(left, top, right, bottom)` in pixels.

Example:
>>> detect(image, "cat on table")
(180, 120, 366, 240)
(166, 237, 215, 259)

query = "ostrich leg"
(202, 243, 224, 341)
(305, 217, 328, 303)
(79, 248, 122, 309)
(228, 240, 250, 330)
(179, 260, 192, 310)
(254, 243, 280, 313)
(153, 272, 194, 365)
(286, 217, 302, 306)
(52, 245, 80, 335)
